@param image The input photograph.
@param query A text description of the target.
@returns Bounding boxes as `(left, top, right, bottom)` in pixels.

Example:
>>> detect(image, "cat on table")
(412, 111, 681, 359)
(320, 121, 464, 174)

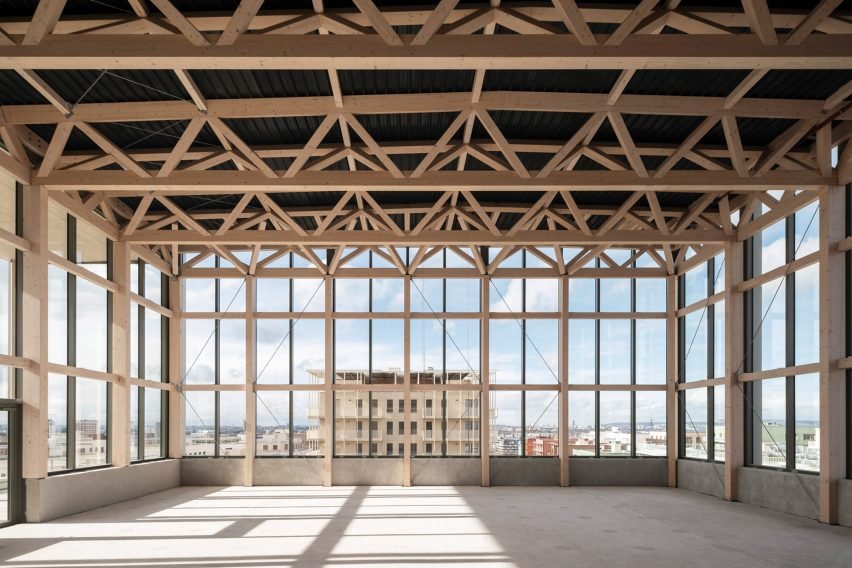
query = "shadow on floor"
(0, 485, 850, 567)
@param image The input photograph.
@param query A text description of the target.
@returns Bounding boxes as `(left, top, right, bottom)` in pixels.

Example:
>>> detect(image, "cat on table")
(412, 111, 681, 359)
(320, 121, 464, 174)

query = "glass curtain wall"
(566, 249, 668, 458)
(745, 199, 820, 473)
(489, 248, 558, 457)
(46, 203, 112, 472)
(129, 256, 168, 462)
(677, 253, 726, 462)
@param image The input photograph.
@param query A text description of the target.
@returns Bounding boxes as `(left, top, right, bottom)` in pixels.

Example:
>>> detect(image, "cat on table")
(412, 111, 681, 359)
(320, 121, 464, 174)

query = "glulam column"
(111, 240, 131, 468)
(818, 185, 846, 524)
(244, 275, 256, 486)
(559, 274, 569, 486)
(402, 275, 411, 486)
(323, 275, 333, 486)
(168, 276, 184, 458)
(724, 240, 744, 501)
(21, 185, 49, 480)
(480, 275, 490, 487)
(666, 274, 677, 487)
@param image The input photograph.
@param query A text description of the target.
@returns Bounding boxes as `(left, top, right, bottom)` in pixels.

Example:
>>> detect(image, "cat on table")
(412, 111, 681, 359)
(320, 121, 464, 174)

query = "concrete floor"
(0, 486, 850, 568)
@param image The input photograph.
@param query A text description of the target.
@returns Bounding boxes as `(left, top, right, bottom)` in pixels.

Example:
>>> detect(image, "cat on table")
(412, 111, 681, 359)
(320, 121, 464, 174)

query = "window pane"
(713, 302, 725, 378)
(636, 320, 666, 385)
(293, 319, 325, 384)
(711, 255, 726, 294)
(446, 279, 480, 312)
(491, 391, 521, 456)
(144, 388, 163, 459)
(76, 378, 108, 468)
(489, 247, 522, 268)
(335, 319, 369, 383)
(219, 279, 246, 312)
(0, 365, 9, 400)
(794, 373, 819, 472)
(684, 310, 708, 382)
(759, 218, 786, 275)
(372, 279, 404, 312)
(636, 278, 665, 312)
(184, 279, 215, 312)
(293, 249, 328, 269)
(372, 319, 404, 382)
(0, 257, 11, 356)
(219, 391, 246, 456)
(48, 373, 68, 472)
(600, 279, 630, 312)
(445, 319, 479, 383)
(794, 202, 819, 259)
(445, 248, 469, 268)
(219, 320, 246, 385)
(568, 391, 595, 456)
(184, 319, 216, 384)
(411, 278, 442, 312)
(47, 202, 67, 258)
(599, 391, 631, 456)
(599, 320, 630, 385)
(714, 385, 725, 462)
(489, 279, 521, 312)
(144, 309, 162, 380)
(293, 279, 324, 312)
(76, 277, 108, 372)
(684, 263, 708, 306)
(335, 279, 369, 312)
(525, 320, 558, 385)
(256, 279, 290, 312)
(568, 279, 595, 311)
(48, 266, 67, 365)
(184, 391, 215, 456)
(256, 391, 290, 456)
(755, 377, 786, 468)
(74, 219, 108, 278)
(684, 388, 708, 459)
(294, 390, 324, 456)
(760, 278, 786, 371)
(131, 258, 141, 296)
(446, 391, 481, 456)
(130, 304, 139, 378)
(256, 319, 289, 384)
(794, 264, 818, 365)
(144, 265, 162, 305)
(130, 385, 139, 461)
(414, 392, 443, 457)
(636, 391, 666, 456)
(335, 390, 372, 456)
(411, 319, 443, 383)
(525, 391, 558, 456)
(525, 279, 558, 312)
(490, 320, 521, 385)
(568, 320, 595, 384)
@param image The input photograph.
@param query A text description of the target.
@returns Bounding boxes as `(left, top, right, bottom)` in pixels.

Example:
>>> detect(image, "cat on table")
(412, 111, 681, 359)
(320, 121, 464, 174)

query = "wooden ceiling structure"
(1, 0, 851, 275)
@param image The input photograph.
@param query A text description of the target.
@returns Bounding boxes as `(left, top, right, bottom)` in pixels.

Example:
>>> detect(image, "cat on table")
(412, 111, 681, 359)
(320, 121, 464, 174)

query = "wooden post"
(402, 274, 411, 486)
(244, 275, 256, 486)
(111, 240, 131, 468)
(21, 185, 49, 480)
(666, 274, 678, 487)
(724, 240, 744, 500)
(559, 274, 569, 486)
(323, 275, 333, 486)
(480, 275, 490, 486)
(818, 185, 846, 524)
(168, 276, 184, 459)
